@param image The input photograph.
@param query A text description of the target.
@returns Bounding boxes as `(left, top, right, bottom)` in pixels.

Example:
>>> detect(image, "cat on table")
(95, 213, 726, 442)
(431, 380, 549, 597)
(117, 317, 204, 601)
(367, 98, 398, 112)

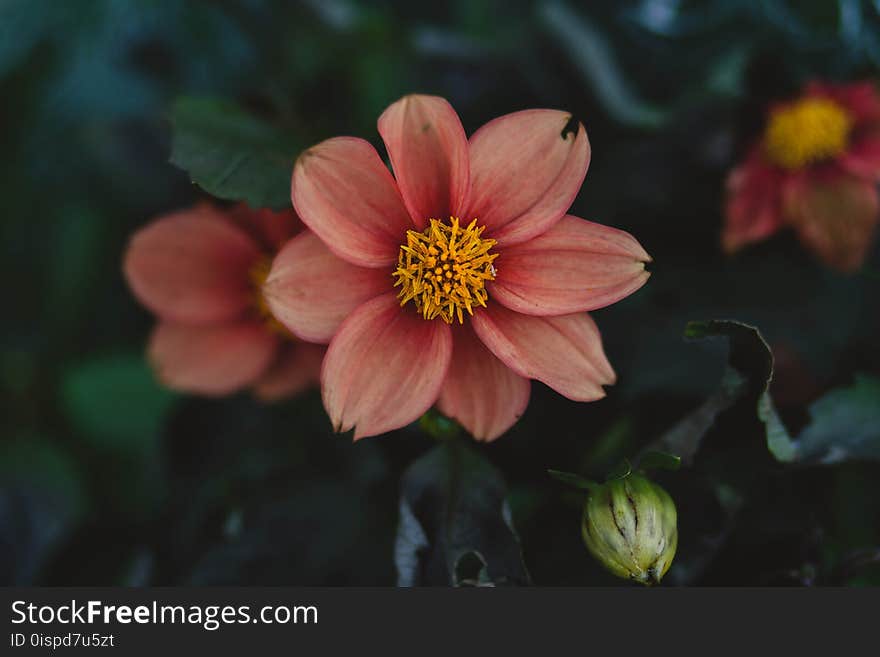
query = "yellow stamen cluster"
(764, 97, 853, 170)
(248, 257, 293, 338)
(394, 217, 498, 324)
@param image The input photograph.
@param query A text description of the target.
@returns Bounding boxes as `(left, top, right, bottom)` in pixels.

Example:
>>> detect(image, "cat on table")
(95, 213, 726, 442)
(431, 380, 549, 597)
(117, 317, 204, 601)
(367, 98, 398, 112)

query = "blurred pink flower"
(123, 203, 324, 399)
(266, 94, 650, 441)
(724, 81, 880, 271)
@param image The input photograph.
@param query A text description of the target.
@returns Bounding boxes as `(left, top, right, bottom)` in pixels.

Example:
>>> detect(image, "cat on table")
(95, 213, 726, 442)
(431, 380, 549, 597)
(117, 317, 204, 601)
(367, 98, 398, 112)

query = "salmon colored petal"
(263, 231, 389, 344)
(840, 135, 880, 181)
(808, 81, 880, 125)
(377, 95, 470, 229)
(437, 326, 530, 442)
(471, 305, 614, 402)
(490, 214, 651, 316)
(466, 110, 590, 247)
(123, 205, 260, 323)
(722, 152, 787, 252)
(291, 137, 413, 268)
(229, 204, 304, 253)
(149, 321, 277, 396)
(253, 341, 325, 402)
(785, 176, 880, 272)
(321, 294, 452, 440)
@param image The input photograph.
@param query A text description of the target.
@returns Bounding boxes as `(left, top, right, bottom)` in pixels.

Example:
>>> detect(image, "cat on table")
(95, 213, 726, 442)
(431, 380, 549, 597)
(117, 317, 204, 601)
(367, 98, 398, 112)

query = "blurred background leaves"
(1, 0, 878, 586)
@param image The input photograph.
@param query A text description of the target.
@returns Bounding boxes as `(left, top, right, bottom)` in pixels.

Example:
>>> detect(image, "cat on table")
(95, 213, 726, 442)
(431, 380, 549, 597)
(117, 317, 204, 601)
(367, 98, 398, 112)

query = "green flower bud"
(581, 473, 678, 585)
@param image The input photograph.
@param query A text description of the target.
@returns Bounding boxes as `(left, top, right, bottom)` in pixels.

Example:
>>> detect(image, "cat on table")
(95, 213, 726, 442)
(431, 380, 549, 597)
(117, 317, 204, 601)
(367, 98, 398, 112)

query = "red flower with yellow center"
(123, 203, 324, 399)
(724, 81, 880, 271)
(265, 95, 651, 441)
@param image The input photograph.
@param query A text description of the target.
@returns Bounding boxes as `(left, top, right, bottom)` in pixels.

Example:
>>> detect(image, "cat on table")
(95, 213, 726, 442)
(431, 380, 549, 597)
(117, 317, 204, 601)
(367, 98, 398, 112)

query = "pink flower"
(123, 202, 325, 399)
(724, 81, 880, 271)
(266, 95, 651, 441)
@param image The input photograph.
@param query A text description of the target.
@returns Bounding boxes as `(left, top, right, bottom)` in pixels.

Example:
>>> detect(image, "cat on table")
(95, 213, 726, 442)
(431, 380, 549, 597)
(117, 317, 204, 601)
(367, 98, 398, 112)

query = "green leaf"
(605, 458, 633, 481)
(655, 320, 795, 464)
(539, 2, 667, 129)
(453, 551, 494, 587)
(169, 97, 298, 210)
(547, 469, 599, 491)
(660, 321, 880, 465)
(395, 442, 530, 586)
(638, 451, 682, 473)
(759, 393, 797, 462)
(787, 375, 880, 464)
(61, 353, 176, 452)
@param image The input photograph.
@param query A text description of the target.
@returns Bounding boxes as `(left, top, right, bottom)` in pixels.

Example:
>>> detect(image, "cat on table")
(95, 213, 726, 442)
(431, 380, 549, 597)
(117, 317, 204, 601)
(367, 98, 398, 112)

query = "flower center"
(394, 217, 498, 324)
(249, 256, 294, 338)
(763, 97, 853, 170)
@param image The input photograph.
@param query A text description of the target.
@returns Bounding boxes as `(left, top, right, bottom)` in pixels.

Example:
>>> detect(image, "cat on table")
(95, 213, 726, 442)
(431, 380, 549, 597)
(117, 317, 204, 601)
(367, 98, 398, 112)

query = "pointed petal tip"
(630, 268, 652, 295)
(472, 408, 526, 442)
(472, 307, 615, 403)
(604, 368, 618, 387)
(320, 294, 452, 441)
(327, 411, 351, 437)
(490, 217, 653, 316)
(352, 426, 378, 441)
(597, 346, 617, 388)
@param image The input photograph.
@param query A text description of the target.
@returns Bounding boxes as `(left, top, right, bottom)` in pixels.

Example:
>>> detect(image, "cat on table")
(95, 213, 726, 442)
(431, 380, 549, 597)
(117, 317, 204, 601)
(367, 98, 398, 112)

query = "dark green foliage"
(396, 442, 530, 586)
(170, 97, 298, 209)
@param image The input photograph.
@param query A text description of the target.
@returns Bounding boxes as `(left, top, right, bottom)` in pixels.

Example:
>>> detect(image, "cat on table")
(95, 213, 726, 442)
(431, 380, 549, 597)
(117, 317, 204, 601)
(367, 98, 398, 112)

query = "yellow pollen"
(248, 257, 294, 339)
(763, 97, 853, 170)
(393, 217, 498, 324)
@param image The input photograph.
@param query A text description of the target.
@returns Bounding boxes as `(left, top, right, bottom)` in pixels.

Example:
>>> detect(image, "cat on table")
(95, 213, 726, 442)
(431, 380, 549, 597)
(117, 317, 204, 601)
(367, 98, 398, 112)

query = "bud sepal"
(580, 472, 678, 585)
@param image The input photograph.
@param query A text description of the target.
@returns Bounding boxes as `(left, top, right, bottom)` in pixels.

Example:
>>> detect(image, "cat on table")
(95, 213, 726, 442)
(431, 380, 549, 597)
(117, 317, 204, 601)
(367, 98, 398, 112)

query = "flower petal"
(149, 321, 277, 396)
(840, 135, 880, 181)
(722, 150, 787, 252)
(229, 204, 304, 253)
(490, 214, 651, 316)
(785, 175, 880, 272)
(124, 205, 260, 323)
(321, 294, 452, 439)
(291, 137, 413, 268)
(437, 326, 530, 441)
(466, 110, 590, 246)
(377, 94, 470, 229)
(809, 80, 880, 125)
(253, 341, 325, 402)
(263, 231, 389, 343)
(471, 305, 615, 401)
